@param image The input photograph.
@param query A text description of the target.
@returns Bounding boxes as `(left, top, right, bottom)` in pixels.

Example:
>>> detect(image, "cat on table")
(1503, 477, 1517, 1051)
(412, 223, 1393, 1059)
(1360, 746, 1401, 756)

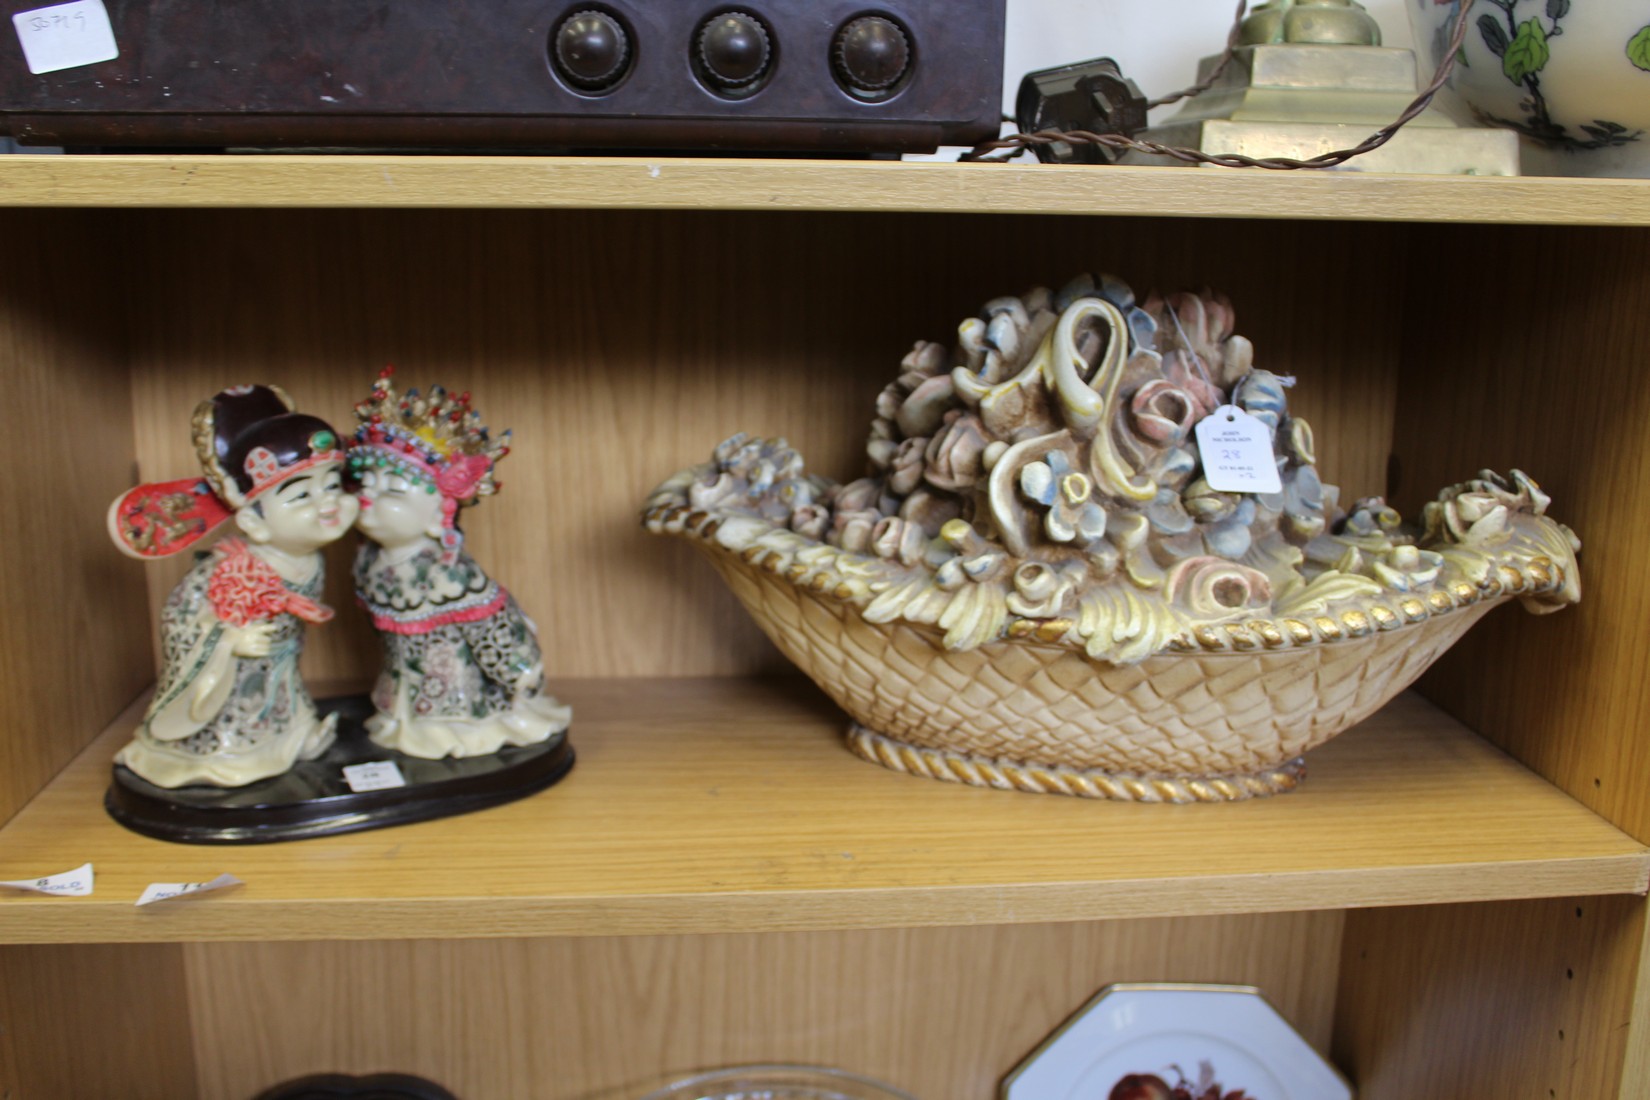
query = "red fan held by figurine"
(107, 477, 234, 560)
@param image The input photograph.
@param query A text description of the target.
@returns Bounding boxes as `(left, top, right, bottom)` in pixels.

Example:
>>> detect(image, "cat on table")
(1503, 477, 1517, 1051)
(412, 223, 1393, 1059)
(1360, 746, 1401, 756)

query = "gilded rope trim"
(845, 724, 1305, 803)
(642, 497, 1569, 661)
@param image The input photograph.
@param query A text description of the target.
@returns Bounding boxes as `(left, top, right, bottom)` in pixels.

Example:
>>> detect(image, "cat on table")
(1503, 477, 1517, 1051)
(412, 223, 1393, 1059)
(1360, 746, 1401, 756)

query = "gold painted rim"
(645, 495, 1566, 660)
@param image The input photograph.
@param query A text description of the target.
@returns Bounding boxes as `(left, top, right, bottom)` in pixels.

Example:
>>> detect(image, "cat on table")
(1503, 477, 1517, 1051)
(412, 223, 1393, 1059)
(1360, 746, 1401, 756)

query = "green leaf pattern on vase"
(1503, 18, 1550, 82)
(1629, 25, 1650, 72)
(1440, 0, 1647, 152)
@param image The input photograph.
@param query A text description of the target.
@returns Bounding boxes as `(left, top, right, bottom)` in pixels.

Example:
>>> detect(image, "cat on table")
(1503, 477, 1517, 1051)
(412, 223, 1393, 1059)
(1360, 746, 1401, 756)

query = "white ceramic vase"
(1408, 0, 1650, 175)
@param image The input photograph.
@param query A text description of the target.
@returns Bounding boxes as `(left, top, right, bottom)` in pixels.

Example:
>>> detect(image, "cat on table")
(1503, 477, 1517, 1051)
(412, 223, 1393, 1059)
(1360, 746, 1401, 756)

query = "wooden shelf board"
(0, 677, 1642, 944)
(1, 154, 1648, 224)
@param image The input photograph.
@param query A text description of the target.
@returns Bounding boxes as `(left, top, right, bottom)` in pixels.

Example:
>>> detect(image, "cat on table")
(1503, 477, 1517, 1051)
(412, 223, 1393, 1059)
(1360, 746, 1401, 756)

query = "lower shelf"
(0, 678, 1643, 944)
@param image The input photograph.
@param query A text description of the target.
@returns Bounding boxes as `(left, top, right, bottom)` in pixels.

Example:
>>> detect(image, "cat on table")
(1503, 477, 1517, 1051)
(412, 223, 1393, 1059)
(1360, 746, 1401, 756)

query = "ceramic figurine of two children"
(108, 371, 569, 790)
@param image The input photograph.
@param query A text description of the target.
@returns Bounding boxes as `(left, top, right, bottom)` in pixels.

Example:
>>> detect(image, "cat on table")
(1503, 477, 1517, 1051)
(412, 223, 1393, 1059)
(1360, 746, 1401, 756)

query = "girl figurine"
(348, 368, 571, 760)
(108, 385, 360, 788)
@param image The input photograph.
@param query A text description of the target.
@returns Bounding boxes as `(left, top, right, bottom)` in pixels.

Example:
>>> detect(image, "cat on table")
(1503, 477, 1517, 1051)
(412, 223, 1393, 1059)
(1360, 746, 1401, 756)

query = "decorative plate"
(1001, 984, 1352, 1100)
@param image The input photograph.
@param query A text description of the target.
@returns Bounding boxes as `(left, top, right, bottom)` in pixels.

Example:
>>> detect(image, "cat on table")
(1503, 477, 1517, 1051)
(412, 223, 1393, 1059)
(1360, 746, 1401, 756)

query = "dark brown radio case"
(0, 0, 1005, 152)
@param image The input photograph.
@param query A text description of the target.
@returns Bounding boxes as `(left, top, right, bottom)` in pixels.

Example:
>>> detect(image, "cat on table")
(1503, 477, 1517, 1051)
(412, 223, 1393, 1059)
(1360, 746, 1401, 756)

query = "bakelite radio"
(0, 1, 1005, 152)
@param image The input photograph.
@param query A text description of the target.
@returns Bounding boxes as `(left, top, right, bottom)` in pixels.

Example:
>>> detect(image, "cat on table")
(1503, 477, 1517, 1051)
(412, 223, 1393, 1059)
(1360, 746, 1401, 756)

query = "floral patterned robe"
(353, 541, 569, 759)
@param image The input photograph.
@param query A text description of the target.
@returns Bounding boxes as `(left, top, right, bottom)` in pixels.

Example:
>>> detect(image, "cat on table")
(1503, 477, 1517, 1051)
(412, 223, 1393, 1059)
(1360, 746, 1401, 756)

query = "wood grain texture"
(123, 208, 1401, 682)
(1340, 224, 1650, 1100)
(0, 942, 198, 1099)
(0, 155, 1647, 225)
(1388, 226, 1650, 840)
(183, 913, 1342, 1100)
(1335, 896, 1645, 1100)
(0, 680, 1640, 944)
(1619, 906, 1650, 1098)
(0, 210, 153, 827)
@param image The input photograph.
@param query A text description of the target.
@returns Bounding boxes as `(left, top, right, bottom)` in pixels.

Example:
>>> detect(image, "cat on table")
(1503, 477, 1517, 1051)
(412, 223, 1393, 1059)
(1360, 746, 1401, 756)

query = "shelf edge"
(1, 852, 1644, 945)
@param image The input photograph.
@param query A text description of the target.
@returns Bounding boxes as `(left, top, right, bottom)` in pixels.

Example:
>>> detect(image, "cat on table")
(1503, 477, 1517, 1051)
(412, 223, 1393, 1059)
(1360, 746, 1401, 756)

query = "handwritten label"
(0, 862, 93, 897)
(12, 0, 118, 75)
(1194, 405, 1283, 494)
(342, 760, 406, 792)
(136, 873, 242, 907)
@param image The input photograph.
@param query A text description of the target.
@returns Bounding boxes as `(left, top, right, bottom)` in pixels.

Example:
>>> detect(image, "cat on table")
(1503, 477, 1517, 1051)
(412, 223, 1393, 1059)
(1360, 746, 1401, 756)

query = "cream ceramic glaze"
(236, 464, 356, 553)
(355, 467, 445, 547)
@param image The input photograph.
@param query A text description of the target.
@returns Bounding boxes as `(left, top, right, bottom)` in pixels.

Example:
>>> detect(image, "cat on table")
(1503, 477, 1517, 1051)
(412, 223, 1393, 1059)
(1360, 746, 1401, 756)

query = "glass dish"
(638, 1064, 916, 1100)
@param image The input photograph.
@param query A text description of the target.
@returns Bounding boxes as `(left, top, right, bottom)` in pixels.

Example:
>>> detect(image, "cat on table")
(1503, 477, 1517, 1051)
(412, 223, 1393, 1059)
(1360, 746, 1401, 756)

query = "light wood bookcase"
(0, 157, 1647, 1099)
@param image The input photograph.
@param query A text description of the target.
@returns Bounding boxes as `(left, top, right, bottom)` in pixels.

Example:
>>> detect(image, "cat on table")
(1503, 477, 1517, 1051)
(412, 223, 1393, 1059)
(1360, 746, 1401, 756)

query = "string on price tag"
(1194, 405, 1282, 494)
(11, 0, 118, 75)
(0, 862, 93, 897)
(136, 873, 242, 907)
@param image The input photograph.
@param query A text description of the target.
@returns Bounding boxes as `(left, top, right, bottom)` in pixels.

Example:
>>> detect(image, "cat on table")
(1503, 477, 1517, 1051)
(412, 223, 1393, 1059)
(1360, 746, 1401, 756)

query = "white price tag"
(0, 862, 93, 897)
(342, 760, 406, 792)
(1194, 405, 1283, 494)
(136, 873, 242, 907)
(12, 0, 117, 75)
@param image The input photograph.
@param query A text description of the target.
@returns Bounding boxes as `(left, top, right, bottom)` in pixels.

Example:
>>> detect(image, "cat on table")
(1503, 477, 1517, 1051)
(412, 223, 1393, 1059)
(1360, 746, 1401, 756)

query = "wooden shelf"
(1, 154, 1649, 223)
(0, 678, 1642, 945)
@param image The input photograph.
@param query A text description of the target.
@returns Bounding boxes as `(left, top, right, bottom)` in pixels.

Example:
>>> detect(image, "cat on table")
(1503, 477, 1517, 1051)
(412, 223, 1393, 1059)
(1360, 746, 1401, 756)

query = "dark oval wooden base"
(105, 695, 574, 844)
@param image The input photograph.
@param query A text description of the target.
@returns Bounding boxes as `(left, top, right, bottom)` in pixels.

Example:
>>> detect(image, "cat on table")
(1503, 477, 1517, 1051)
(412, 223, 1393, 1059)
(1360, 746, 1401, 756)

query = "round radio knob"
(553, 10, 630, 91)
(834, 15, 910, 95)
(697, 11, 772, 90)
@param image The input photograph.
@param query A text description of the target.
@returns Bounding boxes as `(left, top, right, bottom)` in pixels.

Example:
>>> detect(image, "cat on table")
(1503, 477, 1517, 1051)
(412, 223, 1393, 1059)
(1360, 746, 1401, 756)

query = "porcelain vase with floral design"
(1410, 0, 1650, 175)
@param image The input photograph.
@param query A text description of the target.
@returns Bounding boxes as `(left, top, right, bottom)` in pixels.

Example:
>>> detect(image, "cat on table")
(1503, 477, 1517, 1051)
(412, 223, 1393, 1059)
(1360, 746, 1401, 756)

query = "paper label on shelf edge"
(12, 0, 119, 75)
(1193, 405, 1283, 495)
(342, 759, 407, 792)
(0, 862, 93, 897)
(136, 873, 242, 907)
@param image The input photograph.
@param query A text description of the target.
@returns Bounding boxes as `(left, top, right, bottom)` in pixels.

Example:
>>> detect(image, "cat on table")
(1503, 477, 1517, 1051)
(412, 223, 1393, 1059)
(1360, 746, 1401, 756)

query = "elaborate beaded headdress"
(349, 366, 511, 555)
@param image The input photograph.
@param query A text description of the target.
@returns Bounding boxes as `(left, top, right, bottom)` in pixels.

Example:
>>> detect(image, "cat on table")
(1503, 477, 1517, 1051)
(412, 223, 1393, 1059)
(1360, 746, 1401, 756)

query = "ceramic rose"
(644, 274, 1580, 802)
(108, 385, 359, 788)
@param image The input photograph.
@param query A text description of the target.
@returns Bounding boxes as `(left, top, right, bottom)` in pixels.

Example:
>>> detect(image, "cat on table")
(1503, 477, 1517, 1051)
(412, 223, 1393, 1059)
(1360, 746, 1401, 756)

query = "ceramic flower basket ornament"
(644, 275, 1580, 802)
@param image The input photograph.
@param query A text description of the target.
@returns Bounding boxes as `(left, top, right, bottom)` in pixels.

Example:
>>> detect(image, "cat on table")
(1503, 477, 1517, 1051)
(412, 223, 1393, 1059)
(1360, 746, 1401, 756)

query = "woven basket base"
(845, 723, 1307, 803)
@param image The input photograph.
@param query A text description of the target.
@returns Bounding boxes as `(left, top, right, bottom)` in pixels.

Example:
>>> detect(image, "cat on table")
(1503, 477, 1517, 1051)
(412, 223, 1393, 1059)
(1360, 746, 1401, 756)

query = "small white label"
(12, 0, 118, 75)
(1194, 405, 1283, 494)
(136, 873, 242, 907)
(342, 760, 406, 792)
(0, 862, 93, 897)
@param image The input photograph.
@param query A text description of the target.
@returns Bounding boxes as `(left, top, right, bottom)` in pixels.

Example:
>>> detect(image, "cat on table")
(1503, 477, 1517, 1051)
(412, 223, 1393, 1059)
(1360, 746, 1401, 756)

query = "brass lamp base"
(1125, 44, 1520, 175)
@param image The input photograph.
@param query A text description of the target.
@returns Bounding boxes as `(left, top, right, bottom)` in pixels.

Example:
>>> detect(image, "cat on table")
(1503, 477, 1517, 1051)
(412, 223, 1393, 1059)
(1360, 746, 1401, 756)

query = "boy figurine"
(108, 385, 359, 788)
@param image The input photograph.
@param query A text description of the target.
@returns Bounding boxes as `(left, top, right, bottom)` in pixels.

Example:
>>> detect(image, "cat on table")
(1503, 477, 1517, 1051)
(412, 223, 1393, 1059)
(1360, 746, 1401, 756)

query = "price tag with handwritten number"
(0, 862, 93, 897)
(136, 874, 242, 907)
(1194, 405, 1282, 494)
(12, 0, 118, 75)
(342, 760, 407, 793)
